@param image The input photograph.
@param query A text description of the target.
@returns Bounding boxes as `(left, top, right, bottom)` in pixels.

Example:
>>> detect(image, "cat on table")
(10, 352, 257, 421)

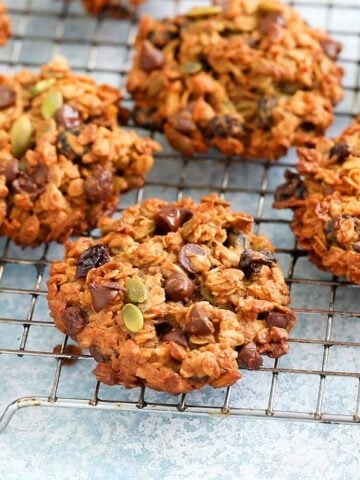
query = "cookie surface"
(127, 0, 343, 160)
(0, 2, 11, 46)
(274, 118, 360, 283)
(0, 57, 160, 247)
(48, 194, 295, 395)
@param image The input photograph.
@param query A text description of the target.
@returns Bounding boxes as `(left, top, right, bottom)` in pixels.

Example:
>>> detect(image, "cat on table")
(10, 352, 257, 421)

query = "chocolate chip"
(154, 206, 193, 234)
(259, 11, 286, 35)
(179, 244, 206, 274)
(162, 328, 188, 348)
(301, 122, 316, 132)
(155, 322, 173, 337)
(117, 105, 131, 126)
(164, 272, 194, 302)
(274, 170, 306, 204)
(329, 143, 350, 163)
(76, 245, 111, 278)
(4, 158, 18, 183)
(205, 115, 243, 139)
(140, 41, 165, 72)
(320, 39, 341, 60)
(265, 310, 294, 329)
(93, 363, 116, 386)
(0, 85, 16, 109)
(55, 104, 81, 129)
(62, 306, 89, 338)
(89, 283, 118, 312)
(258, 96, 277, 129)
(168, 111, 197, 134)
(185, 305, 215, 335)
(239, 249, 276, 278)
(89, 345, 110, 363)
(237, 342, 263, 369)
(84, 167, 113, 202)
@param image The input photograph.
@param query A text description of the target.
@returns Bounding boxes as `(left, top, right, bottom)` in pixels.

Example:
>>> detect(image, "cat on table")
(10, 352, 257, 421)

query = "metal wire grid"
(1, 0, 360, 432)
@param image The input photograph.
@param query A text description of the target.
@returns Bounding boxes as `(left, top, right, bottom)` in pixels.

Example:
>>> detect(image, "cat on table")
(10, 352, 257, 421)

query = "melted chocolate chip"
(185, 305, 215, 335)
(89, 345, 110, 363)
(320, 39, 342, 60)
(237, 342, 263, 369)
(274, 170, 306, 204)
(265, 310, 294, 329)
(117, 105, 131, 126)
(155, 322, 173, 337)
(329, 143, 350, 163)
(89, 284, 118, 312)
(179, 244, 206, 274)
(239, 249, 276, 278)
(154, 207, 193, 234)
(62, 306, 89, 338)
(55, 104, 81, 129)
(76, 245, 111, 278)
(0, 85, 16, 109)
(162, 328, 188, 348)
(140, 41, 165, 72)
(164, 272, 194, 302)
(84, 168, 113, 202)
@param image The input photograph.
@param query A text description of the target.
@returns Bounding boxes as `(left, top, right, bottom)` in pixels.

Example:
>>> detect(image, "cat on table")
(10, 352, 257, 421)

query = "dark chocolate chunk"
(237, 342, 263, 369)
(154, 206, 193, 234)
(164, 272, 194, 301)
(89, 283, 118, 312)
(239, 249, 276, 278)
(162, 328, 188, 348)
(84, 167, 113, 202)
(140, 41, 165, 72)
(185, 305, 215, 335)
(329, 143, 350, 163)
(62, 306, 89, 338)
(265, 310, 294, 329)
(179, 244, 206, 274)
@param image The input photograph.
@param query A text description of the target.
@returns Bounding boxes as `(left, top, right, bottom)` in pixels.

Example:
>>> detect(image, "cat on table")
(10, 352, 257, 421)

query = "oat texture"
(274, 118, 360, 283)
(0, 57, 160, 247)
(48, 194, 295, 394)
(127, 0, 343, 160)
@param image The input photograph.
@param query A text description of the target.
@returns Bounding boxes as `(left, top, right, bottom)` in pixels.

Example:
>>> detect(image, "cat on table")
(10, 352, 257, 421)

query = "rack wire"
(1, 0, 360, 432)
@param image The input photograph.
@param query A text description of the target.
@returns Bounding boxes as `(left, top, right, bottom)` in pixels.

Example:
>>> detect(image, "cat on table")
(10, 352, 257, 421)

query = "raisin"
(274, 170, 306, 204)
(204, 115, 243, 139)
(76, 245, 111, 278)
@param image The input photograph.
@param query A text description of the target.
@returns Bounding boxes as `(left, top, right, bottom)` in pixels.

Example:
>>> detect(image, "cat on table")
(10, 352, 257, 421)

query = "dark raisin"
(62, 306, 89, 338)
(329, 143, 350, 163)
(300, 122, 316, 132)
(0, 85, 16, 109)
(204, 115, 243, 139)
(239, 249, 276, 278)
(57, 128, 83, 161)
(258, 96, 277, 129)
(274, 170, 306, 204)
(76, 245, 111, 278)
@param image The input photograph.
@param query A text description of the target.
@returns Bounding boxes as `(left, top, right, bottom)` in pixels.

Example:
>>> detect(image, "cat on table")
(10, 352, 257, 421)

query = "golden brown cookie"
(0, 2, 11, 46)
(48, 194, 295, 395)
(127, 0, 343, 160)
(274, 118, 360, 283)
(0, 57, 160, 247)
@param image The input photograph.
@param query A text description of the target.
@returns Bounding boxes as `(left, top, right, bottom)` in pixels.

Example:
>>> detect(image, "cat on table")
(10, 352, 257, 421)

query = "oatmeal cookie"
(82, 0, 145, 16)
(48, 194, 295, 395)
(0, 2, 11, 45)
(127, 0, 343, 160)
(0, 56, 160, 247)
(274, 118, 360, 283)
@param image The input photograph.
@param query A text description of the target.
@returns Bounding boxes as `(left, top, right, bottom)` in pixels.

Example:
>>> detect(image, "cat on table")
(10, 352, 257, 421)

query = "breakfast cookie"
(0, 2, 11, 45)
(0, 56, 160, 247)
(48, 194, 295, 395)
(82, 0, 145, 16)
(274, 118, 360, 283)
(127, 0, 343, 160)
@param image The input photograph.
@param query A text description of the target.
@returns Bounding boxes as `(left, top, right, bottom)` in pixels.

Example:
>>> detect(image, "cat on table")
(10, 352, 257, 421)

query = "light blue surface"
(2, 0, 360, 478)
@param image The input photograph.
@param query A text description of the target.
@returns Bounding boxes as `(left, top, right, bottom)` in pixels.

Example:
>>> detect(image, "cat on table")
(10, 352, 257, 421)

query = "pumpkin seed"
(187, 6, 222, 17)
(200, 286, 215, 304)
(10, 115, 33, 158)
(41, 91, 63, 119)
(258, 1, 282, 13)
(126, 278, 148, 303)
(31, 78, 56, 97)
(122, 303, 144, 333)
(181, 62, 203, 75)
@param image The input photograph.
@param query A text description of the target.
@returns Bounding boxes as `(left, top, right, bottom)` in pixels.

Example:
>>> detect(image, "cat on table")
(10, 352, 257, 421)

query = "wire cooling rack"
(1, 0, 360, 432)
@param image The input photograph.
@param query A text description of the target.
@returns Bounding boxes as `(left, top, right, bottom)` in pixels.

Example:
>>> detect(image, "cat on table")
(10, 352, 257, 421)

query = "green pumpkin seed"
(31, 78, 56, 97)
(182, 62, 203, 75)
(122, 303, 144, 333)
(10, 115, 33, 158)
(126, 278, 148, 303)
(41, 91, 63, 119)
(187, 6, 222, 17)
(200, 286, 215, 304)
